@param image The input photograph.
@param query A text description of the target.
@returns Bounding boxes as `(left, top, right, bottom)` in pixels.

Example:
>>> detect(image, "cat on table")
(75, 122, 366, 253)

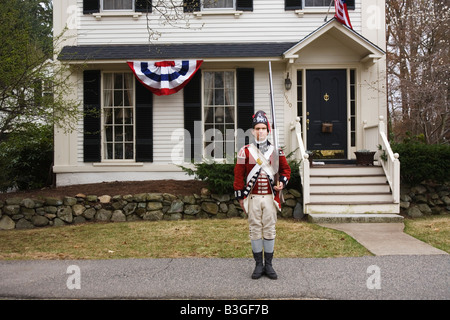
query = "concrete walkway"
(318, 223, 448, 256)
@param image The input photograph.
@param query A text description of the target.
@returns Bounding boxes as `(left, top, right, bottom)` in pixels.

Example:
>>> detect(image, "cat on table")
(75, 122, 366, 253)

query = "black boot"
(264, 252, 278, 280)
(251, 252, 264, 279)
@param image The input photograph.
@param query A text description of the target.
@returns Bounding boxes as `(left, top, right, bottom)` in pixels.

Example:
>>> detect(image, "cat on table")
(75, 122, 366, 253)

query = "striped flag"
(334, 0, 353, 29)
(127, 60, 203, 96)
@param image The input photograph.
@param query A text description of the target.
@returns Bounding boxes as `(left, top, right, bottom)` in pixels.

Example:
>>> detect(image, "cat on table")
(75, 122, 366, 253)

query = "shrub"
(392, 141, 450, 185)
(0, 124, 53, 192)
(179, 148, 302, 195)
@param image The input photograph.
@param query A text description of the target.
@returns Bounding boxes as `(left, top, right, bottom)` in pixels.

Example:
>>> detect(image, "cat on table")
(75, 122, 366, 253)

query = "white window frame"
(101, 0, 135, 11)
(202, 70, 237, 163)
(101, 71, 136, 162)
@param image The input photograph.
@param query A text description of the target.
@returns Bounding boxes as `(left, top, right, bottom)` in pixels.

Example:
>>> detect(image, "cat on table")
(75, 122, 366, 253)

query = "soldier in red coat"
(234, 110, 291, 280)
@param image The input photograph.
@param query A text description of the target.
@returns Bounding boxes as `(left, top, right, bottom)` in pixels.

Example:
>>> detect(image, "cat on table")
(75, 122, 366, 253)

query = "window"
(203, 0, 235, 9)
(203, 71, 236, 161)
(296, 70, 304, 140)
(102, 0, 134, 10)
(350, 69, 356, 147)
(103, 73, 135, 160)
(304, 0, 331, 7)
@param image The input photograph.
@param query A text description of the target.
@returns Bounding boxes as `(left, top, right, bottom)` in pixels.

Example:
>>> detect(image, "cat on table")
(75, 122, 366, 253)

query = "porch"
(290, 116, 402, 223)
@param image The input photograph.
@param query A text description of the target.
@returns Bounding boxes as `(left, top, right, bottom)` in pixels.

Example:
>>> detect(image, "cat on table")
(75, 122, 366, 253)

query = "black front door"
(306, 69, 347, 158)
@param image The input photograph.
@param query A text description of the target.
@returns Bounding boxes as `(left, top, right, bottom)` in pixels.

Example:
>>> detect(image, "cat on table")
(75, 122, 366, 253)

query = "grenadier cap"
(252, 110, 271, 132)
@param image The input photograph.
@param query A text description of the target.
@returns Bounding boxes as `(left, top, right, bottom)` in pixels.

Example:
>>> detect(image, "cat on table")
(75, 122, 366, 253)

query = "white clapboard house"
(54, 0, 400, 218)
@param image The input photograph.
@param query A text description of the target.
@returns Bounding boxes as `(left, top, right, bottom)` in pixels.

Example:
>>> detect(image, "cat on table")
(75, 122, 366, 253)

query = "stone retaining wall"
(400, 182, 450, 217)
(1, 182, 448, 230)
(0, 188, 303, 230)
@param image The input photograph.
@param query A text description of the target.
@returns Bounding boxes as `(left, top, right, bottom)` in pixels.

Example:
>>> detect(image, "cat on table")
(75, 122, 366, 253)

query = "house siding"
(74, 0, 363, 45)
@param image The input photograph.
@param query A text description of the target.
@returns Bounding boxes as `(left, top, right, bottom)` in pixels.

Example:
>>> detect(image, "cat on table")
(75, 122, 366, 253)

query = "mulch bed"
(0, 180, 209, 201)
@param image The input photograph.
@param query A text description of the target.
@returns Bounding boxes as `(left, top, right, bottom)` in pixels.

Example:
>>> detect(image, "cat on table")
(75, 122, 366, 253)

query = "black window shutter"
(135, 0, 152, 12)
(346, 0, 355, 10)
(135, 79, 153, 162)
(183, 70, 202, 162)
(183, 0, 200, 13)
(285, 0, 302, 10)
(236, 0, 253, 11)
(83, 70, 101, 162)
(83, 0, 100, 14)
(236, 68, 254, 146)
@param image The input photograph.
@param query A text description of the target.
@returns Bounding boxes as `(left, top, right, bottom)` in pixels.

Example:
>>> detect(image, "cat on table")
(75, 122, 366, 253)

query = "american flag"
(335, 0, 353, 29)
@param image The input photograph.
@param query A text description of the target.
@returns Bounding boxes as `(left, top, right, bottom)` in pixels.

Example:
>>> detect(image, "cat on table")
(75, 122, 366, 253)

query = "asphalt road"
(1, 255, 449, 301)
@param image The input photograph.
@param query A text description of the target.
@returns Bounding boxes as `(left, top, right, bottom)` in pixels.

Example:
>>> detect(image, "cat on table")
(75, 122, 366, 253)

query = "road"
(1, 255, 449, 301)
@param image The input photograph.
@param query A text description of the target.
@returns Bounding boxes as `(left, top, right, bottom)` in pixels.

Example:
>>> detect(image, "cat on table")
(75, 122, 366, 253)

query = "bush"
(0, 124, 53, 192)
(392, 141, 450, 185)
(179, 148, 302, 195)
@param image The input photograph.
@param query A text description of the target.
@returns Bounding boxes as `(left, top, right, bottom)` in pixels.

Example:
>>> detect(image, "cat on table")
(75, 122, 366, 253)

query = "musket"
(268, 61, 280, 187)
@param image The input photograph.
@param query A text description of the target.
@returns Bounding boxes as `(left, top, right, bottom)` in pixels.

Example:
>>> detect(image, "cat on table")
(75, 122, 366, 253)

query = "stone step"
(309, 192, 393, 203)
(307, 213, 404, 223)
(310, 184, 391, 193)
(310, 175, 387, 184)
(306, 202, 399, 214)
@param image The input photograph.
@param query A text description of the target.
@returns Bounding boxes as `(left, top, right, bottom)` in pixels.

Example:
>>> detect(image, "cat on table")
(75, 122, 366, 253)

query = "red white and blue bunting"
(127, 60, 203, 96)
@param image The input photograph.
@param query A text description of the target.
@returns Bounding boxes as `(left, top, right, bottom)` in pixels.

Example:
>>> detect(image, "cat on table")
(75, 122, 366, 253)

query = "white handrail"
(290, 117, 310, 209)
(378, 116, 400, 203)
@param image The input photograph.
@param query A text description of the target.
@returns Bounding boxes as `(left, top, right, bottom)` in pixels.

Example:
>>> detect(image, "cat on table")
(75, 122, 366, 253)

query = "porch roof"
(283, 18, 386, 65)
(58, 42, 297, 63)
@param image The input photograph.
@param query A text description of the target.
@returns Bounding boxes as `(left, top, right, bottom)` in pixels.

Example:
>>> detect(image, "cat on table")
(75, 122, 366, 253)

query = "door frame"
(294, 66, 358, 160)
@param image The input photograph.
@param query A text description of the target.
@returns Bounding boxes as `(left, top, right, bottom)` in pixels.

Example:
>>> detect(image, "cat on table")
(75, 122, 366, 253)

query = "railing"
(363, 116, 400, 204)
(290, 117, 310, 209)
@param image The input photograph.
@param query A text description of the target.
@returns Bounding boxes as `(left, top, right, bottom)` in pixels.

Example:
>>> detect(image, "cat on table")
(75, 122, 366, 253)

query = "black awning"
(58, 42, 297, 61)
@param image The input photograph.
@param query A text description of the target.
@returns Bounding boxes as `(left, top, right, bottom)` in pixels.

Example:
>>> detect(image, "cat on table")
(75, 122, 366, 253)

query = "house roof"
(58, 42, 298, 62)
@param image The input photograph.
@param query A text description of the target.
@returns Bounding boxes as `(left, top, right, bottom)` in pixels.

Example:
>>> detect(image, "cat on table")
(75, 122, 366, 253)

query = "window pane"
(204, 0, 233, 9)
(224, 107, 234, 123)
(123, 108, 133, 124)
(125, 143, 134, 159)
(104, 108, 113, 124)
(114, 90, 123, 106)
(305, 0, 329, 6)
(125, 126, 133, 141)
(204, 106, 213, 123)
(214, 89, 224, 105)
(105, 125, 113, 141)
(115, 143, 123, 159)
(104, 0, 133, 10)
(106, 143, 113, 159)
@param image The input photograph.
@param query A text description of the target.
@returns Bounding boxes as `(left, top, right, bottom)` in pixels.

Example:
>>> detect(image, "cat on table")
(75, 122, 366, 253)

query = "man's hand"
(273, 182, 284, 192)
(239, 199, 246, 213)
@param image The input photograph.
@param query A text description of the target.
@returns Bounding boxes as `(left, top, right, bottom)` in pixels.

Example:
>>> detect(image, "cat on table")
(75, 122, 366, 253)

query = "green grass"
(403, 215, 450, 253)
(1, 215, 448, 260)
(0, 218, 371, 260)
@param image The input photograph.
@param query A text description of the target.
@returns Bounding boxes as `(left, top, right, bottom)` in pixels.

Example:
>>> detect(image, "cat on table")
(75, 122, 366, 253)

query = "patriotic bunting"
(334, 0, 353, 29)
(127, 60, 203, 96)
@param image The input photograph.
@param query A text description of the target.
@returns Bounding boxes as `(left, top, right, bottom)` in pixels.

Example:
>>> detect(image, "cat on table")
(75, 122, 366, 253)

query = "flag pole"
(268, 61, 280, 187)
(324, 0, 334, 22)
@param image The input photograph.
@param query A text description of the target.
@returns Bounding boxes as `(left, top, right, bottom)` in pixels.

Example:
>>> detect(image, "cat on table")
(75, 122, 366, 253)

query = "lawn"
(0, 215, 448, 260)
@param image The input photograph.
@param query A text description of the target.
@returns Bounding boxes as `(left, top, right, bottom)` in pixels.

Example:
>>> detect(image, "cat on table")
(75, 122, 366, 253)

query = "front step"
(305, 165, 399, 215)
(308, 213, 404, 223)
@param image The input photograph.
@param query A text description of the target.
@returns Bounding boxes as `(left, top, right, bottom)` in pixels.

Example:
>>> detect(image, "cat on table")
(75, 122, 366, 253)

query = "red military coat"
(233, 142, 291, 211)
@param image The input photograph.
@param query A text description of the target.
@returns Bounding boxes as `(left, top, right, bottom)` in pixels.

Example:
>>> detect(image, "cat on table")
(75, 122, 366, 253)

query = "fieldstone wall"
(400, 182, 450, 217)
(0, 188, 303, 230)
